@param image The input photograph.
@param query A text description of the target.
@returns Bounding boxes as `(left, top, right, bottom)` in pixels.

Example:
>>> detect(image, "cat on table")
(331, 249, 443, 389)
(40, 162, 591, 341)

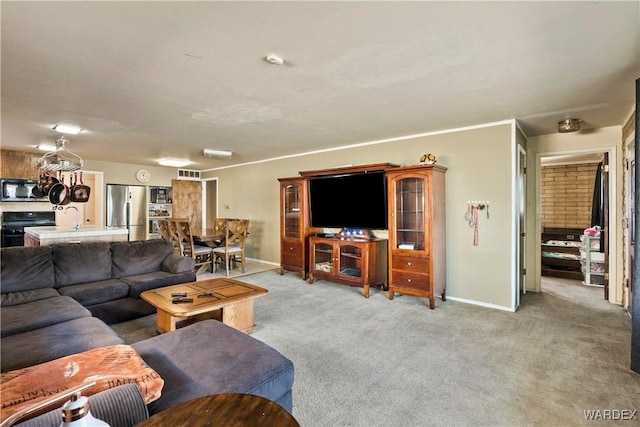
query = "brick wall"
(540, 163, 599, 228)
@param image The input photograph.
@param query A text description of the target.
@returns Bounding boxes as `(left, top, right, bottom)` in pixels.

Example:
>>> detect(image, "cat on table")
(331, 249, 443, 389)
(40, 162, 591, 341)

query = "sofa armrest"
(15, 384, 148, 427)
(161, 253, 195, 274)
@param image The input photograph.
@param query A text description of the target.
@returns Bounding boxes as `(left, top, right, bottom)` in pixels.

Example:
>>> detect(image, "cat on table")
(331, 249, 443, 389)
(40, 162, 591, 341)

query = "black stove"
(1, 211, 56, 247)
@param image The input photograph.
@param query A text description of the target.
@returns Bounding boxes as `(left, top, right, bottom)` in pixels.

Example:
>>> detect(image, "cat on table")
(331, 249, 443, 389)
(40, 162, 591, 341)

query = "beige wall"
(203, 122, 516, 309)
(525, 126, 623, 304)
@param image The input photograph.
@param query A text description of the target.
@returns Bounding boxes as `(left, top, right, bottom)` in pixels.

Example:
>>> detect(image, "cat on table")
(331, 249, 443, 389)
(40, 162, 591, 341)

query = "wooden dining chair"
(173, 219, 213, 274)
(156, 219, 171, 240)
(211, 219, 249, 276)
(157, 219, 180, 253)
(213, 218, 227, 234)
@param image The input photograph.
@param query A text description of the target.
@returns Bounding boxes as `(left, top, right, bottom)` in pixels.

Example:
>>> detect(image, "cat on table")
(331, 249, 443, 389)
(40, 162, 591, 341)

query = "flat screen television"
(309, 171, 388, 229)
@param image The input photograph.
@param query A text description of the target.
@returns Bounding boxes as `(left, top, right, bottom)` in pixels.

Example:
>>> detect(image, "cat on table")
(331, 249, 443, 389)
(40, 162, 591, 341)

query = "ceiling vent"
(177, 169, 201, 180)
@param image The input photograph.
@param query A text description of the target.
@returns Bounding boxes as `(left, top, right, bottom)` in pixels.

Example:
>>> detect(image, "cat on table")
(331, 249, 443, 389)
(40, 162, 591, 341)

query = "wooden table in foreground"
(135, 393, 300, 427)
(141, 278, 267, 334)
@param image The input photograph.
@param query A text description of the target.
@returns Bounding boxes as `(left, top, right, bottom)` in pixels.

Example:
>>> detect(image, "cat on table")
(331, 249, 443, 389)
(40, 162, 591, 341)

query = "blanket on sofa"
(0, 345, 163, 423)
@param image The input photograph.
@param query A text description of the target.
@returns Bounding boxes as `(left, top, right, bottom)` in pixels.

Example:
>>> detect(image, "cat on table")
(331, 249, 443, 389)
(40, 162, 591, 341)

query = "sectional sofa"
(1, 239, 295, 424)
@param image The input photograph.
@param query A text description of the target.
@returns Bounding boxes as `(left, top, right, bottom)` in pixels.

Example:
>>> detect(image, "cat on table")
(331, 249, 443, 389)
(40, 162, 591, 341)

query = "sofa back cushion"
(53, 242, 112, 288)
(111, 240, 173, 278)
(0, 246, 54, 292)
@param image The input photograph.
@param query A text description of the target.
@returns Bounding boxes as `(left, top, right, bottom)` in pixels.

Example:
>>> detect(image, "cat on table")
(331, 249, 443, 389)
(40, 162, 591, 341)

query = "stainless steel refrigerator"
(106, 184, 147, 241)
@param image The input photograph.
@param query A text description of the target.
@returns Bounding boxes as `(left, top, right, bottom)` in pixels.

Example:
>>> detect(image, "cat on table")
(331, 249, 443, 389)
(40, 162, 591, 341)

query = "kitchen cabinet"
(148, 186, 172, 238)
(580, 235, 605, 286)
(387, 164, 447, 309)
(308, 236, 387, 298)
(0, 150, 40, 179)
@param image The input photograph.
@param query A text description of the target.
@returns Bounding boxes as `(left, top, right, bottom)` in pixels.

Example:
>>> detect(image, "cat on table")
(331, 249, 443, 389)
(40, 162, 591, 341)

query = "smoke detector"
(265, 54, 284, 65)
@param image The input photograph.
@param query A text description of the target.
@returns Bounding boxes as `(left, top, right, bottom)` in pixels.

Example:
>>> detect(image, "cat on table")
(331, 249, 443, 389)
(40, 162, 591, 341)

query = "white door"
(516, 146, 527, 308)
(625, 141, 635, 315)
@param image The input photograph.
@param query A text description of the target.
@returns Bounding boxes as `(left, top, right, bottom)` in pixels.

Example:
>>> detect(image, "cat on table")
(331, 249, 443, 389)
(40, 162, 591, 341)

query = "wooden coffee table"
(141, 278, 267, 334)
(135, 393, 300, 427)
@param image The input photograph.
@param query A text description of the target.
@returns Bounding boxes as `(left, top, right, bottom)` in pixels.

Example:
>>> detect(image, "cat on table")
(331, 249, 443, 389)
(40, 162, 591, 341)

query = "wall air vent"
(177, 169, 201, 180)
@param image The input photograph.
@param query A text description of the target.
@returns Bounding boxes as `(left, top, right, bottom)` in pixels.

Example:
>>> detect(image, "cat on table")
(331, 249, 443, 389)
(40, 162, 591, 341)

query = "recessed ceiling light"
(53, 124, 82, 135)
(158, 159, 190, 167)
(37, 143, 58, 151)
(203, 149, 232, 159)
(265, 54, 284, 65)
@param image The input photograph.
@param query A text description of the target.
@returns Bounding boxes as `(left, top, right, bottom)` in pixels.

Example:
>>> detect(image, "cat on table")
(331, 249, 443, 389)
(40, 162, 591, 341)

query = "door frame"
(201, 177, 219, 228)
(625, 135, 635, 314)
(516, 145, 527, 308)
(533, 146, 619, 302)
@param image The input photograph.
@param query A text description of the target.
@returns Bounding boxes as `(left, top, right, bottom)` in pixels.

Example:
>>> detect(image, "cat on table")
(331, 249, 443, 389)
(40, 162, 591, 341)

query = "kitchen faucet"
(65, 206, 81, 231)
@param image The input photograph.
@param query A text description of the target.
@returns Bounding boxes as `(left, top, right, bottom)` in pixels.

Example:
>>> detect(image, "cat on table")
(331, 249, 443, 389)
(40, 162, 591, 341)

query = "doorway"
(203, 178, 218, 228)
(538, 151, 610, 301)
(54, 170, 103, 227)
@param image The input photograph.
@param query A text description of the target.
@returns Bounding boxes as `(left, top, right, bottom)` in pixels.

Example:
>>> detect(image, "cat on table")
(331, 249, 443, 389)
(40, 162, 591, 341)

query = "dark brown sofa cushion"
(0, 288, 60, 307)
(53, 242, 112, 287)
(0, 296, 90, 337)
(111, 240, 173, 278)
(0, 246, 54, 292)
(0, 317, 124, 373)
(57, 279, 130, 306)
(132, 320, 295, 415)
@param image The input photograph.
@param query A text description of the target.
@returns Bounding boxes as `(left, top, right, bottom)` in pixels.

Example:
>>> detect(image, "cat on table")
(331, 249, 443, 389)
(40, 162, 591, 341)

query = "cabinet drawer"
(391, 270, 430, 290)
(392, 255, 429, 272)
(282, 251, 303, 268)
(282, 241, 303, 255)
(281, 241, 303, 267)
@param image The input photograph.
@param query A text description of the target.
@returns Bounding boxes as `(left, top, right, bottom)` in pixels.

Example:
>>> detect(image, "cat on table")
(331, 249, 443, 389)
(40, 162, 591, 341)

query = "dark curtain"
(591, 162, 604, 252)
(631, 77, 639, 374)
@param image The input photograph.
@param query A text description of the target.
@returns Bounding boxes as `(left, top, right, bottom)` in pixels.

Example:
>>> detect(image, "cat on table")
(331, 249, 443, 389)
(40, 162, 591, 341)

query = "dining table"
(192, 228, 226, 248)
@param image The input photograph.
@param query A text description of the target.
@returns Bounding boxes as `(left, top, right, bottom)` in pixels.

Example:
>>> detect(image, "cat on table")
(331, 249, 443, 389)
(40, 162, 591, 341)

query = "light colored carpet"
(113, 272, 639, 426)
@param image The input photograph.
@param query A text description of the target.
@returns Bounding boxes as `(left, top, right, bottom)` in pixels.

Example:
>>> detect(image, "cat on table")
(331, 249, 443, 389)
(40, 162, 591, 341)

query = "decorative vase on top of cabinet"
(278, 177, 316, 279)
(387, 164, 447, 309)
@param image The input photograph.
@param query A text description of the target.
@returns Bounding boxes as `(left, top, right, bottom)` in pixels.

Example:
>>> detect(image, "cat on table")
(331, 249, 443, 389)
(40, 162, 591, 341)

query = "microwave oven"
(1, 178, 48, 202)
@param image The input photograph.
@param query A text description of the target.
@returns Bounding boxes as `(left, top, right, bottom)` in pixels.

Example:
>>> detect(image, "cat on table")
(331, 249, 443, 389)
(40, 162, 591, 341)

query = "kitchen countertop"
(24, 226, 129, 239)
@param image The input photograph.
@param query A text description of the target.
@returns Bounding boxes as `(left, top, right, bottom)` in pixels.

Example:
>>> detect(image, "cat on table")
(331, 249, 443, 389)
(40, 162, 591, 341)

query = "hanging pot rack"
(36, 136, 84, 172)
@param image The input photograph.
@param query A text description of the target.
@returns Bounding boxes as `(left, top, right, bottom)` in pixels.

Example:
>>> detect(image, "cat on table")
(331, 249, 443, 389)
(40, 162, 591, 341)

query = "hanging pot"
(32, 173, 47, 198)
(70, 172, 90, 203)
(49, 174, 71, 206)
(41, 173, 60, 196)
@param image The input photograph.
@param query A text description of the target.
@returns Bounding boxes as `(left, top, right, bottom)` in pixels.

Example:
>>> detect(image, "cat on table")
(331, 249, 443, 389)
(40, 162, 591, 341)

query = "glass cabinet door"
(395, 177, 425, 250)
(313, 242, 334, 274)
(338, 244, 363, 279)
(283, 184, 301, 238)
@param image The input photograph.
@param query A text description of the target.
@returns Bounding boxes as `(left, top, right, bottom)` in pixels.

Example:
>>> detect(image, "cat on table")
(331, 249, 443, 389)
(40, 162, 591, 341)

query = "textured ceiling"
(1, 1, 638, 170)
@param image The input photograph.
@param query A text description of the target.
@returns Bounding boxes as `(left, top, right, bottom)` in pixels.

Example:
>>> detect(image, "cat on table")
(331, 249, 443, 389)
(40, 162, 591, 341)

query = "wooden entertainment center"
(278, 162, 447, 309)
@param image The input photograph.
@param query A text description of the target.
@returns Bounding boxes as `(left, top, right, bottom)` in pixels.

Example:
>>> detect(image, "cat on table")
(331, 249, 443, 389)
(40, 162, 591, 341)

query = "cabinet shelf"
(388, 165, 447, 309)
(148, 186, 172, 238)
(580, 235, 605, 287)
(309, 236, 387, 298)
(340, 267, 362, 277)
(279, 177, 315, 279)
(340, 252, 362, 260)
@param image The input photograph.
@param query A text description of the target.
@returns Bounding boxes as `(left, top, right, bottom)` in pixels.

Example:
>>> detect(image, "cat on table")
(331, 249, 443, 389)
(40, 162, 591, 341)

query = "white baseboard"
(446, 295, 516, 312)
